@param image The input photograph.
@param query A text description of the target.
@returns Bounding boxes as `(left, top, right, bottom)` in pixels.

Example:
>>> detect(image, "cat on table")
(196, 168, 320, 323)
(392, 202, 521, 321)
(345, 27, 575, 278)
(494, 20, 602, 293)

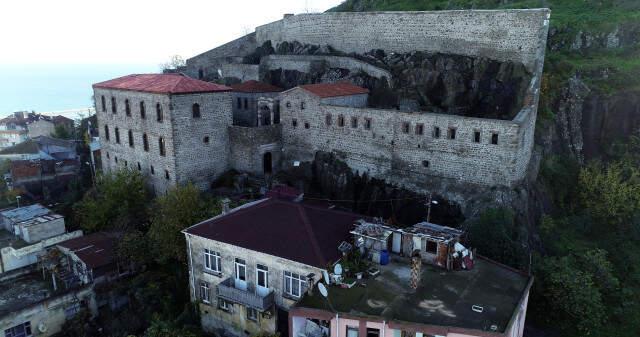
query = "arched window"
(192, 103, 201, 118)
(301, 101, 306, 110)
(111, 97, 117, 113)
(156, 103, 163, 122)
(143, 133, 149, 151)
(337, 115, 345, 127)
(165, 170, 170, 180)
(104, 125, 110, 141)
(140, 101, 146, 119)
(101, 96, 106, 112)
(125, 99, 131, 116)
(115, 127, 120, 144)
(325, 114, 332, 126)
(198, 69, 204, 79)
(158, 137, 166, 156)
(128, 130, 134, 147)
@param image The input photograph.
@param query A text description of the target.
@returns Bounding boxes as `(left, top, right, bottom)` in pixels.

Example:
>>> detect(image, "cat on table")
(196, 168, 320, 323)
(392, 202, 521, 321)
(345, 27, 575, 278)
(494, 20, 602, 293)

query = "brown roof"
(11, 161, 41, 179)
(230, 80, 283, 93)
(299, 82, 369, 98)
(185, 199, 363, 268)
(58, 232, 119, 269)
(93, 74, 232, 95)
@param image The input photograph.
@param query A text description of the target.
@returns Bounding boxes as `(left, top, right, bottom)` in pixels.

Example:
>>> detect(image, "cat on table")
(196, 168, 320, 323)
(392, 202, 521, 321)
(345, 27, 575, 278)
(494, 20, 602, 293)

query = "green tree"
(147, 183, 219, 264)
(73, 169, 150, 232)
(51, 124, 72, 139)
(466, 207, 528, 269)
(143, 316, 200, 337)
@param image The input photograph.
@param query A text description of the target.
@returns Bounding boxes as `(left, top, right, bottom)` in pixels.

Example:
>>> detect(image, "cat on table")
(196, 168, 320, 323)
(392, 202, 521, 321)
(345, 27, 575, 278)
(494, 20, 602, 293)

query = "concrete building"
(0, 112, 75, 149)
(182, 198, 364, 337)
(93, 73, 233, 194)
(229, 80, 283, 127)
(0, 136, 77, 162)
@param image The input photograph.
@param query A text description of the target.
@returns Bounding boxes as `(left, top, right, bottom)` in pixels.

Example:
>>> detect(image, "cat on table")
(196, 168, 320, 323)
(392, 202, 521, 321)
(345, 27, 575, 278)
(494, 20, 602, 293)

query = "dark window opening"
(325, 114, 332, 126)
(474, 131, 481, 143)
(198, 69, 204, 79)
(115, 127, 120, 144)
(192, 103, 201, 118)
(203, 136, 210, 144)
(244, 98, 248, 110)
(286, 101, 291, 108)
(304, 122, 310, 129)
(156, 103, 163, 122)
(402, 122, 410, 134)
(263, 152, 272, 174)
(104, 125, 110, 141)
(115, 156, 118, 164)
(111, 97, 117, 113)
(101, 96, 106, 112)
(140, 101, 146, 119)
(491, 133, 499, 145)
(364, 118, 372, 130)
(128, 130, 134, 147)
(433, 127, 441, 138)
(125, 99, 131, 116)
(292, 119, 298, 128)
(159, 137, 166, 156)
(351, 117, 358, 128)
(150, 165, 155, 175)
(143, 134, 149, 151)
(106, 152, 110, 159)
(165, 170, 170, 180)
(237, 97, 242, 109)
(301, 101, 306, 110)
(416, 123, 424, 135)
(337, 115, 345, 127)
(124, 160, 128, 167)
(137, 162, 141, 171)
(426, 240, 438, 254)
(422, 160, 429, 168)
(366, 328, 380, 337)
(448, 128, 456, 140)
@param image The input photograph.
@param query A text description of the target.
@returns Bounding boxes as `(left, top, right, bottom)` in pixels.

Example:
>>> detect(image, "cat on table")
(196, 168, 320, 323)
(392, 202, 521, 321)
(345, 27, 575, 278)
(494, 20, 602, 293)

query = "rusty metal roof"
(93, 73, 232, 94)
(299, 82, 369, 98)
(230, 80, 283, 93)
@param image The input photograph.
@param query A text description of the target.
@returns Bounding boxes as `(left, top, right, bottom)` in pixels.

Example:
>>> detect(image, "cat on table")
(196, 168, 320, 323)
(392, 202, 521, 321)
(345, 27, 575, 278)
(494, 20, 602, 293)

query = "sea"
(0, 64, 158, 119)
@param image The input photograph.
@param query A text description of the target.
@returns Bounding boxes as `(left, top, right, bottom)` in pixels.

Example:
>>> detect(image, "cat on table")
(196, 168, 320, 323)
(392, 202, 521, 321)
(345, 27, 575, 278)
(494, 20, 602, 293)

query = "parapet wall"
(257, 10, 550, 72)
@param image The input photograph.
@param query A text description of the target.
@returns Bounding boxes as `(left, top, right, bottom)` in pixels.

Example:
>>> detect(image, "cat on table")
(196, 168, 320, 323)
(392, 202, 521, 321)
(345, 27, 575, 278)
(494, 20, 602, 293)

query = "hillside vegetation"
(331, 1, 640, 337)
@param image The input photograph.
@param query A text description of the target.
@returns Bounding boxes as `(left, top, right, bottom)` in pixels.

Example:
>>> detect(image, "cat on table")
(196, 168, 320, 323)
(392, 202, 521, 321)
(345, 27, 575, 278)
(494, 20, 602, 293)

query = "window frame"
(491, 133, 499, 145)
(415, 123, 424, 135)
(448, 127, 457, 140)
(474, 130, 481, 143)
(159, 137, 166, 156)
(433, 127, 441, 139)
(235, 258, 247, 282)
(204, 249, 221, 274)
(219, 298, 231, 311)
(247, 307, 259, 322)
(337, 115, 345, 127)
(364, 118, 372, 130)
(200, 281, 211, 304)
(4, 321, 32, 337)
(402, 122, 410, 134)
(257, 264, 269, 289)
(284, 271, 305, 298)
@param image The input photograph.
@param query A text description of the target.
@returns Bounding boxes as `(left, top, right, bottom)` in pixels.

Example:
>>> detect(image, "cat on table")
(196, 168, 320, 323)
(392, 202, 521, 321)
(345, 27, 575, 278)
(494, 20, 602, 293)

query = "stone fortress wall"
(184, 9, 550, 189)
(256, 10, 550, 72)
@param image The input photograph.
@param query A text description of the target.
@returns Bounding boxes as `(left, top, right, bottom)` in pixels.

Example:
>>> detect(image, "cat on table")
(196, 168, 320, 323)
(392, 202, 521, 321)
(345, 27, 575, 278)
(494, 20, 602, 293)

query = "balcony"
(217, 277, 274, 311)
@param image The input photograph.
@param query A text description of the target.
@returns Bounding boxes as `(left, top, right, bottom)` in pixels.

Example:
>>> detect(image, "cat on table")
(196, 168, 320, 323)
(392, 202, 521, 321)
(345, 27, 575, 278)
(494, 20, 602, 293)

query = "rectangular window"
(346, 326, 359, 337)
(433, 127, 441, 138)
(415, 123, 424, 135)
(237, 97, 242, 109)
(474, 131, 481, 143)
(257, 264, 268, 288)
(292, 119, 298, 128)
(491, 133, 499, 145)
(235, 258, 246, 281)
(448, 127, 456, 140)
(402, 122, 410, 134)
(200, 281, 210, 303)
(219, 298, 230, 311)
(244, 98, 248, 110)
(426, 240, 438, 254)
(351, 117, 358, 128)
(247, 307, 258, 321)
(204, 249, 221, 273)
(5, 322, 32, 337)
(325, 114, 332, 126)
(338, 115, 345, 127)
(367, 328, 380, 337)
(284, 271, 305, 298)
(364, 118, 372, 130)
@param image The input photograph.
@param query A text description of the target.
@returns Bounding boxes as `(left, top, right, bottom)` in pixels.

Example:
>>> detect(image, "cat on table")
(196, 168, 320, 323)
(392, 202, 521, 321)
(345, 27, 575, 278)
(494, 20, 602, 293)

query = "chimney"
(283, 13, 294, 19)
(221, 198, 230, 214)
(410, 250, 421, 290)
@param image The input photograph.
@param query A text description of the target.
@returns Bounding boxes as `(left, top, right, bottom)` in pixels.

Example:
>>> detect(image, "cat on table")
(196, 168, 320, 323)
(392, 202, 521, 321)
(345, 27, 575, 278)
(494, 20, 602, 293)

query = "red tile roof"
(58, 232, 119, 269)
(299, 82, 369, 98)
(93, 74, 232, 95)
(230, 80, 283, 93)
(185, 199, 364, 268)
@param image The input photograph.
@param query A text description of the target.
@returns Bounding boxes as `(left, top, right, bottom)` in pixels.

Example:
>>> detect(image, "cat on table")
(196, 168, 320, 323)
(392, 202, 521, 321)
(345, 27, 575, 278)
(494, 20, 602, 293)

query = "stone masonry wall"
(260, 55, 392, 85)
(171, 93, 233, 190)
(185, 232, 323, 336)
(186, 33, 258, 79)
(256, 10, 550, 72)
(228, 124, 282, 175)
(279, 88, 526, 187)
(94, 88, 177, 194)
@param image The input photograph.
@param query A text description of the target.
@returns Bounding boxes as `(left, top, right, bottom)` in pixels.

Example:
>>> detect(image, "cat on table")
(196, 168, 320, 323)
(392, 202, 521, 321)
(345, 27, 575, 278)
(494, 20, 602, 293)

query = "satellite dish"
(334, 263, 343, 275)
(318, 282, 328, 298)
(322, 270, 331, 284)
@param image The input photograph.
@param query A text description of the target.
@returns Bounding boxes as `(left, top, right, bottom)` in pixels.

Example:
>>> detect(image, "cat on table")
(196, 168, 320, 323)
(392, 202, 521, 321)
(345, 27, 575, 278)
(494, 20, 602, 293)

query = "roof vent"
(472, 305, 484, 313)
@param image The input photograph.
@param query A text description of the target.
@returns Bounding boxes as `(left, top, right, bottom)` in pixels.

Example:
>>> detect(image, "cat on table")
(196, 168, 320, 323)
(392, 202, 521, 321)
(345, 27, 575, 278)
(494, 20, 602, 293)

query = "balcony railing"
(217, 277, 274, 311)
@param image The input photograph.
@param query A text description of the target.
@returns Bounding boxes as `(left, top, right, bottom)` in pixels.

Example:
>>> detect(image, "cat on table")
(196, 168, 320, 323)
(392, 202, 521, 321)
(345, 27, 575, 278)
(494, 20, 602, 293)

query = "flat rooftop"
(297, 257, 530, 333)
(0, 230, 28, 250)
(0, 273, 53, 316)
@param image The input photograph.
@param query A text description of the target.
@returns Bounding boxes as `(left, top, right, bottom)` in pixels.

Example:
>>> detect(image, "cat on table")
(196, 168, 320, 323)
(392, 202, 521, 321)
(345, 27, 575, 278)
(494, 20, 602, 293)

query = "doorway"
(263, 152, 273, 174)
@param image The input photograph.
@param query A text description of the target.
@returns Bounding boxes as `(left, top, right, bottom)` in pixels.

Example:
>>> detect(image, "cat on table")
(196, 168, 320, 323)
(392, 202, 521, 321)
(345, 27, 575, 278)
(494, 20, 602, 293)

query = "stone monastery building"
(94, 9, 550, 194)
